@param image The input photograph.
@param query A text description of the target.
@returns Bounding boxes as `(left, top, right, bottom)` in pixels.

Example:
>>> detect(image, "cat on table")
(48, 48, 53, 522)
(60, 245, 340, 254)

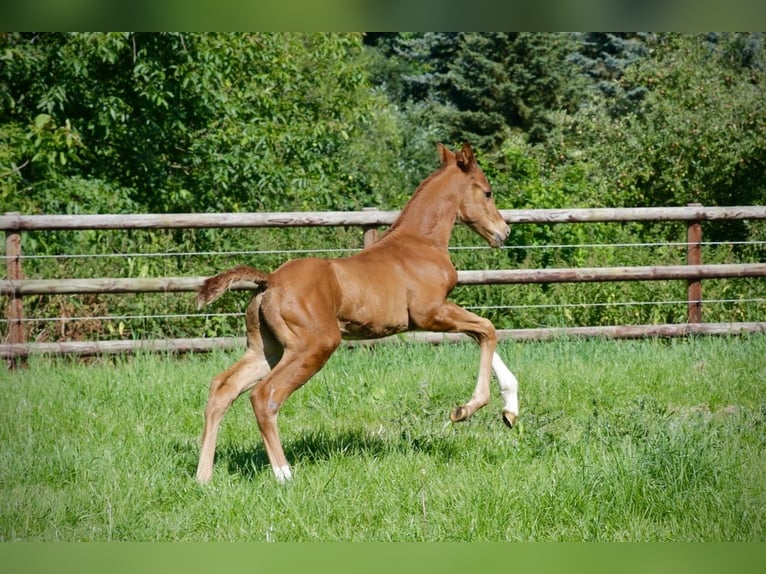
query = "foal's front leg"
(418, 302, 497, 422)
(492, 352, 519, 428)
(420, 302, 520, 426)
(452, 340, 520, 427)
(449, 333, 495, 423)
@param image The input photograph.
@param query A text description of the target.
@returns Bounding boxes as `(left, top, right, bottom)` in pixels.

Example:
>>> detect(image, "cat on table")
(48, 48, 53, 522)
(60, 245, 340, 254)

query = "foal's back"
(263, 236, 442, 340)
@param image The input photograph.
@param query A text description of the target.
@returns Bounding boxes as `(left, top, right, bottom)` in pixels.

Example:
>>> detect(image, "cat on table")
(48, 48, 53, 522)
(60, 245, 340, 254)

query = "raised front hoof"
(502, 411, 518, 429)
(450, 405, 470, 423)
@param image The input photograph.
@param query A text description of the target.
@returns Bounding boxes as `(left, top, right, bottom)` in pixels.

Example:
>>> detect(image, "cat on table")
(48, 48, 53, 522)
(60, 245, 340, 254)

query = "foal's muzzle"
(490, 224, 510, 247)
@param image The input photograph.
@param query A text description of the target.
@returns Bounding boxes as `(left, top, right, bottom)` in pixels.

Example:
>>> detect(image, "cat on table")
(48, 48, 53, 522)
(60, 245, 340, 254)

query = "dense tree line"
(1, 32, 764, 339)
(2, 32, 764, 215)
(365, 32, 765, 210)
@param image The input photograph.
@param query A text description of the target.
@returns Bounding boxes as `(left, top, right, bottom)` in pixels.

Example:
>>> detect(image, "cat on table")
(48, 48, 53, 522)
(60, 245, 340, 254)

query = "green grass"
(1, 336, 765, 541)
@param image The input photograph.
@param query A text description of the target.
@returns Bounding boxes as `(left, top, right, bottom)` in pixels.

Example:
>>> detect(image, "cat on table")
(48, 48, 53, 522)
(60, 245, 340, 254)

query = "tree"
(568, 32, 651, 116)
(541, 33, 766, 209)
(365, 33, 586, 152)
(0, 33, 406, 215)
(1, 33, 197, 214)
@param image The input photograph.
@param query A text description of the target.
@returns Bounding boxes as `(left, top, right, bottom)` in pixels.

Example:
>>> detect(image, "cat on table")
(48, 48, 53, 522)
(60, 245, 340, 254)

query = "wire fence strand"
(6, 239, 765, 262)
(5, 298, 765, 324)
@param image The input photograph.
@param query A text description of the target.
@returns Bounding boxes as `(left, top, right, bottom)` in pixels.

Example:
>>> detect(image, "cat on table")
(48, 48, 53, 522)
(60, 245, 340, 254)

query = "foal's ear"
(437, 143, 455, 166)
(455, 143, 476, 172)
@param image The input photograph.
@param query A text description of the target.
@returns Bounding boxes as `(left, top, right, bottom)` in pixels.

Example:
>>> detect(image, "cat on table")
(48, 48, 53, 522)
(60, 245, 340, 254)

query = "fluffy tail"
(196, 265, 270, 307)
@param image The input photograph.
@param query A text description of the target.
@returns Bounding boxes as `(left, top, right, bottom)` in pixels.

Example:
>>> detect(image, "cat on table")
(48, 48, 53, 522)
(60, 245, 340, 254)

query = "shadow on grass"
(214, 427, 461, 480)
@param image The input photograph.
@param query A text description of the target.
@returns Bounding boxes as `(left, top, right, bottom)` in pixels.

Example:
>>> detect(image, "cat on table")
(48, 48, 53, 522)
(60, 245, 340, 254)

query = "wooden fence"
(3, 205, 766, 362)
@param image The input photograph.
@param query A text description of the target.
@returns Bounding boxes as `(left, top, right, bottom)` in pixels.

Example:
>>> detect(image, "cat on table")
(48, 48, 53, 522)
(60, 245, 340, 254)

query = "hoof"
(450, 405, 469, 423)
(196, 471, 212, 485)
(502, 411, 517, 429)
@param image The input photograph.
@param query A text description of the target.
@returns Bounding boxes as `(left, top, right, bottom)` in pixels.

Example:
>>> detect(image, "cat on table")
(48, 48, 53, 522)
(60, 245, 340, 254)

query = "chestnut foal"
(195, 143, 519, 483)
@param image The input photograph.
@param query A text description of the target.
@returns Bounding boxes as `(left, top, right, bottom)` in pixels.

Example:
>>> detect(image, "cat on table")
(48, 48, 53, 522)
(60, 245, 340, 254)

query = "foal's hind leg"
(196, 348, 271, 484)
(249, 328, 341, 482)
(196, 293, 279, 484)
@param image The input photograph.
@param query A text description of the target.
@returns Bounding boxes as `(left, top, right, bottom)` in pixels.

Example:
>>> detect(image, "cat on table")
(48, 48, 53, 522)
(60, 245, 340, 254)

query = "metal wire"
(465, 298, 766, 312)
(6, 239, 764, 261)
(5, 312, 245, 324)
(5, 298, 764, 324)
(7, 247, 360, 261)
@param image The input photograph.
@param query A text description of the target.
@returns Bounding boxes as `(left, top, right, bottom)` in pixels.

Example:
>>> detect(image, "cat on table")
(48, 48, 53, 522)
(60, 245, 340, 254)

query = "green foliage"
(538, 33, 766, 210)
(569, 32, 652, 116)
(1, 33, 407, 215)
(4, 32, 764, 218)
(365, 32, 586, 150)
(2, 33, 765, 341)
(179, 33, 407, 213)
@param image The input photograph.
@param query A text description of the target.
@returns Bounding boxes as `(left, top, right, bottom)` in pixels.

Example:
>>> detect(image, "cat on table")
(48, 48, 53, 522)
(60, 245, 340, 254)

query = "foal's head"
(439, 143, 510, 248)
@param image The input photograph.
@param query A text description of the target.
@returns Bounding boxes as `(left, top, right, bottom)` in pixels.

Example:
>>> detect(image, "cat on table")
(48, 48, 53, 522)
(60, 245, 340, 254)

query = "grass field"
(1, 336, 765, 541)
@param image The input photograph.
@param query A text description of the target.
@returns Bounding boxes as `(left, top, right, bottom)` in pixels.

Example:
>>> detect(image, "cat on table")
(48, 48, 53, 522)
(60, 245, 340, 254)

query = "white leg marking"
(273, 464, 292, 483)
(492, 352, 519, 418)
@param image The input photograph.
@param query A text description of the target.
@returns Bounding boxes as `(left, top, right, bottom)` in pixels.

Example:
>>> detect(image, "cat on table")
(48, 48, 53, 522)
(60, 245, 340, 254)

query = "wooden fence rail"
(3, 322, 766, 360)
(3, 264, 766, 296)
(3, 206, 766, 231)
(3, 205, 766, 362)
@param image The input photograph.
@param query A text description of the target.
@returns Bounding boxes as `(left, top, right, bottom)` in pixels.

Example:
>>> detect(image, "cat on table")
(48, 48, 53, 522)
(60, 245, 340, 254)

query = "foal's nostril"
(493, 228, 509, 246)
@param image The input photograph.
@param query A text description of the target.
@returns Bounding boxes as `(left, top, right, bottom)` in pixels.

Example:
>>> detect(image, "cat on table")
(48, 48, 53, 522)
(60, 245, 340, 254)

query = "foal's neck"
(384, 167, 462, 250)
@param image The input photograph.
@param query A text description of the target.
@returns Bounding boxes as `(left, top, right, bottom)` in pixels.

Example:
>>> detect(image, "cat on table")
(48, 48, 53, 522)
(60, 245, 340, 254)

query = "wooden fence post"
(686, 203, 703, 324)
(5, 213, 26, 368)
(362, 207, 379, 248)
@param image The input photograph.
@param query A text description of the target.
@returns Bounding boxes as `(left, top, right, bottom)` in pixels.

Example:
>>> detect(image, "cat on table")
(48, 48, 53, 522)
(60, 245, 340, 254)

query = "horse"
(195, 143, 520, 484)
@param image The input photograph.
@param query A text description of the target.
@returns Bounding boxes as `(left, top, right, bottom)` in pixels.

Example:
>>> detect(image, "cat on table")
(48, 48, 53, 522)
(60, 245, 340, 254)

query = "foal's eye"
(484, 190, 492, 199)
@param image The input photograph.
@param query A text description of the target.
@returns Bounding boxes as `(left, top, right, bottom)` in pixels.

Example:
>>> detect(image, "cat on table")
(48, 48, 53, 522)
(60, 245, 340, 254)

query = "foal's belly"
(337, 317, 408, 340)
(329, 256, 411, 340)
(335, 291, 410, 340)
